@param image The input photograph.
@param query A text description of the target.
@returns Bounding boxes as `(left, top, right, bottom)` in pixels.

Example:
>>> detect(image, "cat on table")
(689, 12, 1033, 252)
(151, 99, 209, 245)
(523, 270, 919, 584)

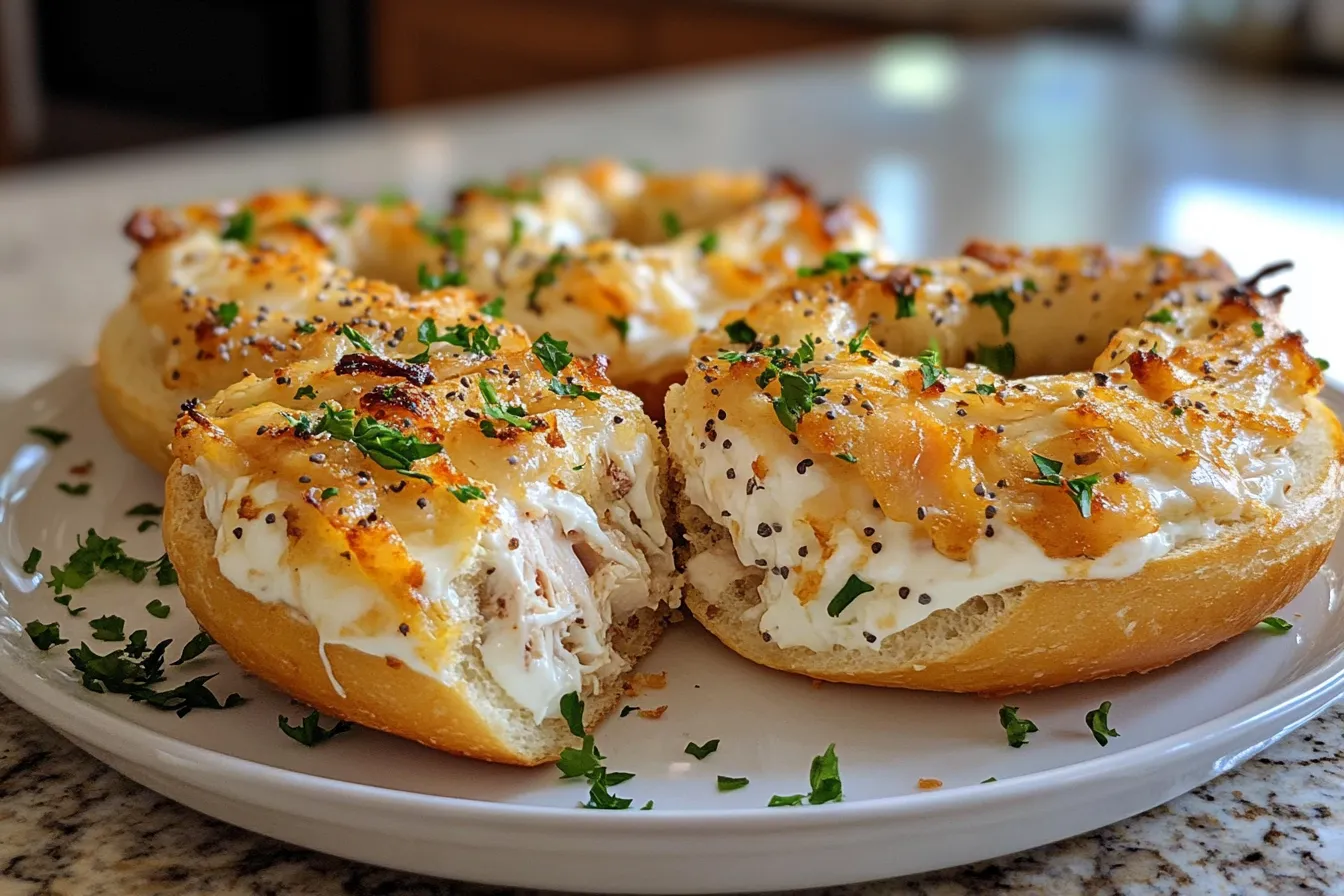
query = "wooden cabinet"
(372, 0, 877, 108)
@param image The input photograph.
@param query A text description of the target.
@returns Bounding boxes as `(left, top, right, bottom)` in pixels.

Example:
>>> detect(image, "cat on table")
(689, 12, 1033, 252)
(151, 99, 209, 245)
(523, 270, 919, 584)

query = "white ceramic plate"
(1, 367, 1342, 894)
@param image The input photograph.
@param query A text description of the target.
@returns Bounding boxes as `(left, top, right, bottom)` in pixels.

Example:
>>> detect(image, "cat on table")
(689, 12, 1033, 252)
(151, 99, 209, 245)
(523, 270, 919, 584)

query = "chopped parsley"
(1025, 453, 1102, 518)
(774, 370, 825, 432)
(377, 188, 407, 206)
(607, 315, 630, 343)
(826, 574, 874, 617)
(320, 487, 339, 500)
(279, 710, 353, 746)
(685, 739, 720, 760)
(975, 383, 997, 396)
(619, 705, 640, 718)
(145, 599, 170, 619)
(660, 210, 682, 238)
(90, 615, 126, 642)
(895, 289, 917, 319)
(24, 620, 66, 651)
(1318, 358, 1331, 372)
(717, 776, 749, 792)
(126, 503, 163, 517)
(768, 794, 804, 807)
(724, 319, 757, 344)
(532, 333, 574, 375)
(57, 482, 90, 496)
(416, 263, 467, 290)
(47, 530, 175, 596)
(975, 342, 1016, 377)
(480, 295, 505, 318)
(698, 231, 719, 254)
(798, 250, 866, 278)
(640, 800, 654, 810)
(835, 452, 858, 464)
(1258, 616, 1293, 633)
(220, 208, 254, 244)
(556, 691, 636, 810)
(970, 288, 1016, 336)
(528, 250, 568, 311)
(22, 548, 42, 574)
(847, 325, 871, 354)
(807, 744, 842, 804)
(28, 426, 69, 446)
(172, 631, 215, 665)
(1251, 321, 1265, 338)
(449, 484, 485, 503)
(294, 321, 317, 335)
(1146, 309, 1175, 325)
(294, 385, 317, 400)
(67, 636, 243, 717)
(509, 216, 524, 248)
(1085, 700, 1119, 746)
(478, 379, 533, 435)
(917, 347, 947, 389)
(297, 403, 443, 481)
(981, 777, 998, 784)
(133, 674, 246, 717)
(999, 705, 1038, 748)
(137, 520, 159, 533)
(408, 318, 498, 362)
(340, 325, 374, 351)
(214, 301, 240, 329)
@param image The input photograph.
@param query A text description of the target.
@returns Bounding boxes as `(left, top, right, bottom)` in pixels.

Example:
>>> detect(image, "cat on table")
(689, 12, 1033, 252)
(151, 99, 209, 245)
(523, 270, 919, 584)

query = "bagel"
(473, 163, 888, 406)
(666, 242, 1343, 693)
(164, 330, 678, 765)
(97, 193, 521, 472)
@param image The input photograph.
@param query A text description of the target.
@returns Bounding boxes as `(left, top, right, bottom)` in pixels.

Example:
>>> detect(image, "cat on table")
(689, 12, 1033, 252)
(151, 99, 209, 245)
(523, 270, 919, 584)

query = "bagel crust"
(669, 242, 1344, 691)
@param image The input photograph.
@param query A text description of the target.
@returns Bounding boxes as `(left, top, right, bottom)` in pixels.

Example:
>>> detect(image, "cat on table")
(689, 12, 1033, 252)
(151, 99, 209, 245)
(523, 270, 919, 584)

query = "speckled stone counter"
(1, 695, 1340, 894)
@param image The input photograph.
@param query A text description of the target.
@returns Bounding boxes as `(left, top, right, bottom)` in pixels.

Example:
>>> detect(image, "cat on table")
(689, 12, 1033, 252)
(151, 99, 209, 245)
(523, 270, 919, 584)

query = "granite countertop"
(2, 32, 1344, 896)
(1, 696, 1340, 894)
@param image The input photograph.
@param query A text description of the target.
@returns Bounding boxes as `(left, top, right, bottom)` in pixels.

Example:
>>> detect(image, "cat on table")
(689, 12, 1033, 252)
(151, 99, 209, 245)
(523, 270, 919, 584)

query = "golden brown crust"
(675, 400, 1344, 693)
(165, 466, 665, 765)
(95, 302, 186, 473)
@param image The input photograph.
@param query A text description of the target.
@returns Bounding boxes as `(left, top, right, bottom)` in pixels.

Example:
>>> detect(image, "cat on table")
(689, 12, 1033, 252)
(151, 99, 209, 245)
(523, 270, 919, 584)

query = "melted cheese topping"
(187, 426, 670, 722)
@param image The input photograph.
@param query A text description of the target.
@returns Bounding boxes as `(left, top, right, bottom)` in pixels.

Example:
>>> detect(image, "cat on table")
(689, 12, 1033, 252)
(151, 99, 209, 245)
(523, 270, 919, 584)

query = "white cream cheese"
(674, 419, 1295, 653)
(184, 436, 670, 723)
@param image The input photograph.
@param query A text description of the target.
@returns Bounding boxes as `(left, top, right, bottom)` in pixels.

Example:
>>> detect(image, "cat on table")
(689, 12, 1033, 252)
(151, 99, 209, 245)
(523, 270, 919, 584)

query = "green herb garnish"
(798, 251, 866, 278)
(339, 325, 373, 351)
(717, 776, 749, 792)
(90, 615, 126, 642)
(478, 379, 534, 435)
(280, 710, 353, 746)
(835, 452, 858, 464)
(975, 342, 1016, 377)
(826, 574, 874, 617)
(57, 482, 90, 496)
(999, 705, 1038, 748)
(408, 318, 498, 363)
(807, 744, 842, 804)
(47, 529, 174, 595)
(1025, 453, 1101, 518)
(416, 263, 467, 290)
(24, 620, 66, 651)
(1147, 309, 1175, 325)
(295, 321, 317, 335)
(685, 739, 720, 760)
(146, 599, 170, 619)
(975, 383, 997, 395)
(768, 794, 804, 807)
(220, 209, 254, 244)
(847, 325, 871, 354)
(661, 210, 682, 238)
(698, 231, 719, 254)
(971, 288, 1016, 336)
(28, 426, 69, 446)
(509, 216, 524, 248)
(528, 250, 568, 311)
(724, 319, 757, 344)
(480, 296, 505, 318)
(294, 385, 317, 400)
(449, 484, 485, 503)
(1259, 616, 1293, 633)
(917, 347, 947, 389)
(172, 631, 215, 665)
(126, 503, 163, 517)
(22, 548, 41, 574)
(1085, 700, 1119, 746)
(607, 315, 629, 343)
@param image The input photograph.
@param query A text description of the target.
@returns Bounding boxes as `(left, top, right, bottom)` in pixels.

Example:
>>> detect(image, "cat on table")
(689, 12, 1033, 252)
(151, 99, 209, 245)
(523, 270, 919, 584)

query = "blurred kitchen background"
(3, 0, 1344, 166)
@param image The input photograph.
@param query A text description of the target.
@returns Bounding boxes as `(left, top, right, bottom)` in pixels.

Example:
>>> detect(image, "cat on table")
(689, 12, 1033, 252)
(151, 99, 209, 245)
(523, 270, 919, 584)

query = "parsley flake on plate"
(685, 739, 720, 760)
(24, 620, 66, 651)
(717, 776, 749, 792)
(280, 710, 354, 746)
(28, 426, 69, 446)
(125, 503, 163, 517)
(999, 705, 1038, 748)
(145, 599, 171, 619)
(1085, 700, 1119, 746)
(22, 548, 41, 575)
(172, 631, 216, 666)
(57, 482, 90, 496)
(1259, 616, 1293, 633)
(768, 794, 804, 807)
(89, 615, 126, 642)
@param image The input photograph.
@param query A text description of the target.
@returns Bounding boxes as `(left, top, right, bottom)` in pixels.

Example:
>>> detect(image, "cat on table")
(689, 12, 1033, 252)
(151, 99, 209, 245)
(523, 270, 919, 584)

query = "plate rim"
(0, 381, 1342, 835)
